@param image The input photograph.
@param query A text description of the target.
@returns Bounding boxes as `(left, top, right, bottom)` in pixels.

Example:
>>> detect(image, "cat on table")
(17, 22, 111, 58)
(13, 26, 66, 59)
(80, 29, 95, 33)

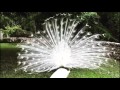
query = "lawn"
(0, 43, 120, 78)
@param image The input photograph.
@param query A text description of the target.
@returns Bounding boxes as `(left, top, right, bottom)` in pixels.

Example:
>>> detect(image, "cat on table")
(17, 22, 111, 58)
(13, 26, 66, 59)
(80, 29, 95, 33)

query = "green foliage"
(0, 12, 119, 41)
(75, 12, 119, 42)
(0, 13, 14, 28)
(97, 12, 120, 41)
(12, 29, 31, 37)
(2, 25, 22, 36)
(80, 12, 99, 22)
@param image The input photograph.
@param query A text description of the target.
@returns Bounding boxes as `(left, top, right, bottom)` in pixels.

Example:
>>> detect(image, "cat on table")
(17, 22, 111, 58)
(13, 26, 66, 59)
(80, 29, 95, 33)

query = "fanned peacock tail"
(16, 14, 120, 73)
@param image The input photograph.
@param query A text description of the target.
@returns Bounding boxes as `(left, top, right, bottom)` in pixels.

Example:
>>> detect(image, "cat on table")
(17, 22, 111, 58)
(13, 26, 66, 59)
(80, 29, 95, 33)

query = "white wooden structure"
(0, 31, 3, 40)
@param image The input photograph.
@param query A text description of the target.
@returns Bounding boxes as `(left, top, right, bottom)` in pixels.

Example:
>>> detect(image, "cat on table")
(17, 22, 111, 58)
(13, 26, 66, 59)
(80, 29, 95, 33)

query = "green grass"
(0, 43, 17, 48)
(0, 43, 120, 78)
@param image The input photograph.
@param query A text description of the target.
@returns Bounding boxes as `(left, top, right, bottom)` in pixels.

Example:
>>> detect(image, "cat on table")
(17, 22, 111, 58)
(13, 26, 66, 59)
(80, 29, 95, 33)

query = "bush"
(11, 29, 31, 37)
